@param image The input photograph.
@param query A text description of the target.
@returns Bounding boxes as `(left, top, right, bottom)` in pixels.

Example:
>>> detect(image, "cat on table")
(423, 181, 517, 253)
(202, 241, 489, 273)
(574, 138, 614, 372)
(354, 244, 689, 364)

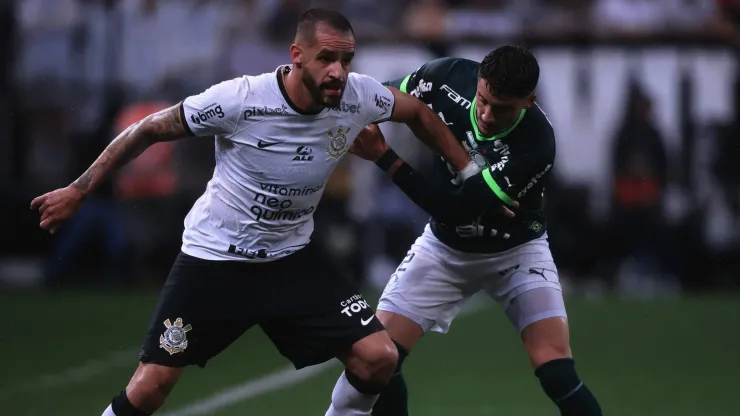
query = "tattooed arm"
(29, 104, 190, 233)
(72, 104, 189, 196)
(31, 77, 247, 233)
(73, 76, 246, 194)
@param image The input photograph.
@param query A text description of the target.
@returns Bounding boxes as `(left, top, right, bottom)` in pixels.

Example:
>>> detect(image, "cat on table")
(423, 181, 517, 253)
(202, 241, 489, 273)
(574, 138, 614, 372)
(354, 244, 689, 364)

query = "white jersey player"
(179, 65, 395, 262)
(30, 9, 484, 416)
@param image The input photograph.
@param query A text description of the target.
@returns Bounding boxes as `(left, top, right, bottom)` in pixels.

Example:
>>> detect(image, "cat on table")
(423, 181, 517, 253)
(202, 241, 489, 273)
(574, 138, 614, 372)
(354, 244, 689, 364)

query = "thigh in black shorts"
(138, 246, 384, 369)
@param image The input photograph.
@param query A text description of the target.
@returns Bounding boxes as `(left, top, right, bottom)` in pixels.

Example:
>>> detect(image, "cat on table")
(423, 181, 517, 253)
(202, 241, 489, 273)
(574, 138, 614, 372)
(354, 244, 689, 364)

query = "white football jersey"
(179, 65, 395, 262)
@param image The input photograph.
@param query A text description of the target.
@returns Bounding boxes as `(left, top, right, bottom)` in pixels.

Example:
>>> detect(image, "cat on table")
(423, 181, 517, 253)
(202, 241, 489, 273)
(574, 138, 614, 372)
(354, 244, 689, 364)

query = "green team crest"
(469, 150, 490, 170)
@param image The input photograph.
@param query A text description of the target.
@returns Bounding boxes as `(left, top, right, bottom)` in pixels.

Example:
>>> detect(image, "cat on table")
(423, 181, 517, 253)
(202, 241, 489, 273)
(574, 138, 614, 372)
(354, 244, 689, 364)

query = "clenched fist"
(30, 186, 86, 234)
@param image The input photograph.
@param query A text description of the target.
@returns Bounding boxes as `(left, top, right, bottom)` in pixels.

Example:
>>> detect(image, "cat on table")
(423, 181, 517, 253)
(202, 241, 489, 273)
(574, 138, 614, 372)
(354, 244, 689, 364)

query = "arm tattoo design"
(72, 104, 187, 195)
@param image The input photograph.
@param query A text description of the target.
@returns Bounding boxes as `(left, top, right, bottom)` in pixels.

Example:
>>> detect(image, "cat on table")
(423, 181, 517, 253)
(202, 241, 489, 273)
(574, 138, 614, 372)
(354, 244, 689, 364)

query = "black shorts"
(138, 247, 384, 369)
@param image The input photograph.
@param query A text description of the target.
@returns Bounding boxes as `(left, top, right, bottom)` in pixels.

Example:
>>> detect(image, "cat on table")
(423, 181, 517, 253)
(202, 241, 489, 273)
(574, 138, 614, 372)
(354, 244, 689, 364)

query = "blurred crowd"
(1, 0, 739, 295)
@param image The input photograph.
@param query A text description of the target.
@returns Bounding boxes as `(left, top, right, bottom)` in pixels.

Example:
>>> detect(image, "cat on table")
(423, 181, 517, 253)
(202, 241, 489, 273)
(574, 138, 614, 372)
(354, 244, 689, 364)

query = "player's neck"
(283, 68, 324, 114)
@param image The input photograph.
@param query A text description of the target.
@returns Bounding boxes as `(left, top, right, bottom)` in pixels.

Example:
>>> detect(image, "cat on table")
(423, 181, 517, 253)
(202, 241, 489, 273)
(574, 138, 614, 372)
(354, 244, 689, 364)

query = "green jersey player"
(332, 46, 603, 415)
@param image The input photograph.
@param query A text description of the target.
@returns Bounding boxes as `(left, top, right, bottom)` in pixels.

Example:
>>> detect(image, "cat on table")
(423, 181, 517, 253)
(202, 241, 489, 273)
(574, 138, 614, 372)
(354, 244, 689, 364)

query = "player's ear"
(526, 92, 536, 108)
(290, 44, 302, 68)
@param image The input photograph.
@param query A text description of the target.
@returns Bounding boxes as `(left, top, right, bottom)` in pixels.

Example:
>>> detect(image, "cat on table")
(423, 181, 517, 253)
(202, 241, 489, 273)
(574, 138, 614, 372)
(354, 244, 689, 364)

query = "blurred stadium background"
(1, 0, 740, 414)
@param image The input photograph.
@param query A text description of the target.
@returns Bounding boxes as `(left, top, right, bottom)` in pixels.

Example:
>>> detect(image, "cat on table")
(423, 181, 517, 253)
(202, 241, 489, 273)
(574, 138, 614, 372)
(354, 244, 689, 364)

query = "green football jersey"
(384, 57, 556, 254)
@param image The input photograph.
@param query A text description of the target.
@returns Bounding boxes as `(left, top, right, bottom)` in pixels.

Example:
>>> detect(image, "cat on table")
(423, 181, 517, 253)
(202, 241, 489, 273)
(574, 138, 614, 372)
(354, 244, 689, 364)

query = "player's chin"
(479, 125, 495, 137)
(322, 92, 343, 107)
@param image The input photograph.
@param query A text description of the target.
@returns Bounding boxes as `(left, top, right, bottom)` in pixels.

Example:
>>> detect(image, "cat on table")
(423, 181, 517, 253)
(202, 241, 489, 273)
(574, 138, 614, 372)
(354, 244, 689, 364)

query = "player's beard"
(320, 81, 344, 107)
(303, 71, 344, 108)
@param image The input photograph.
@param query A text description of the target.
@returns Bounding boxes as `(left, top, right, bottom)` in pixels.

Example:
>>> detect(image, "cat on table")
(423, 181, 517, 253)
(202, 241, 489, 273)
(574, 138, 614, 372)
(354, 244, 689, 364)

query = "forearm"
(385, 86, 470, 171)
(405, 108, 470, 171)
(375, 149, 490, 224)
(72, 104, 186, 195)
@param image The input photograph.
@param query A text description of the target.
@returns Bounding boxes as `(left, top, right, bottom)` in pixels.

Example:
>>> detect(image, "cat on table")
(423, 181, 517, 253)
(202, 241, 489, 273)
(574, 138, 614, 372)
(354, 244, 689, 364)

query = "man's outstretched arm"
(31, 77, 246, 233)
(30, 104, 191, 234)
(72, 104, 189, 196)
(375, 148, 514, 224)
(385, 86, 475, 174)
(350, 124, 516, 225)
(358, 73, 476, 177)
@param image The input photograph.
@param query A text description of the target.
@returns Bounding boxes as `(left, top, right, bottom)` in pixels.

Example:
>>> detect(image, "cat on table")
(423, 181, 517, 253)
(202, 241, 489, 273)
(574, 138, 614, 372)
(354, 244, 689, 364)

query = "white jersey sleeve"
(181, 77, 248, 137)
(353, 73, 395, 125)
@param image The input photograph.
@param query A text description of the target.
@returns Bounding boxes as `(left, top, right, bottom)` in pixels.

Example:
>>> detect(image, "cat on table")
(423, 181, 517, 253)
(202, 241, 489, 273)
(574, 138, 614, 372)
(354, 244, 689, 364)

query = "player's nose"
(480, 109, 496, 125)
(326, 62, 345, 80)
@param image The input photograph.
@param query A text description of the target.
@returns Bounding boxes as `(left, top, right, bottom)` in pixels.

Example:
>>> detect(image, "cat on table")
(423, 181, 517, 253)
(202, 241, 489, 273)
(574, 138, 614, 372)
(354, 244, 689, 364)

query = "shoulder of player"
(219, 69, 288, 99)
(242, 71, 277, 96)
(516, 103, 556, 154)
(227, 70, 291, 108)
(346, 71, 375, 89)
(521, 104, 554, 138)
(190, 74, 255, 109)
(421, 57, 479, 82)
(344, 73, 393, 123)
(345, 72, 390, 105)
(429, 57, 478, 73)
(196, 71, 290, 127)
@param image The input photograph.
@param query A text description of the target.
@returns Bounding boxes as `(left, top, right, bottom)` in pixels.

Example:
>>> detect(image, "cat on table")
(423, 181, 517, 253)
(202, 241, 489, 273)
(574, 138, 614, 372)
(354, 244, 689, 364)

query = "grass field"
(1, 290, 739, 415)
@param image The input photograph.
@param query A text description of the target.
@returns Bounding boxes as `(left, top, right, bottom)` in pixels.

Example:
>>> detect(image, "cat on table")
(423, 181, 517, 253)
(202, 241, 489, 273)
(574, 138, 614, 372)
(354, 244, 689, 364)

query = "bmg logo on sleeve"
(190, 103, 224, 125)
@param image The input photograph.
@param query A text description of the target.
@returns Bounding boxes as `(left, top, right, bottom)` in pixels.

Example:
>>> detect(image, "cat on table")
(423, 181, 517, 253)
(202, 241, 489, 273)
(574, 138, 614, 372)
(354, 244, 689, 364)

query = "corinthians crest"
(159, 318, 192, 355)
(326, 126, 351, 159)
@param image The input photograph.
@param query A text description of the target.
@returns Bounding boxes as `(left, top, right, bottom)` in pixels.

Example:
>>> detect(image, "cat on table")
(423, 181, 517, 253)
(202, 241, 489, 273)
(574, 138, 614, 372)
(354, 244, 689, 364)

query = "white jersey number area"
(180, 66, 394, 261)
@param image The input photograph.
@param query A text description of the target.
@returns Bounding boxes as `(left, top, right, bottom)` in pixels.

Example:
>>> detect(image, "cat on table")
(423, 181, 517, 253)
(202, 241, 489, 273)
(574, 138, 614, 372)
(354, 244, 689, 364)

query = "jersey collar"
(276, 65, 323, 116)
(469, 97, 526, 142)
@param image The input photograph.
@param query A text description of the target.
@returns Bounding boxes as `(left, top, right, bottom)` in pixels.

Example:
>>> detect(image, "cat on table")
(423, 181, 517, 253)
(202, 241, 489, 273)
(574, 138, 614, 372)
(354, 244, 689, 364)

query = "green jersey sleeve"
(383, 57, 460, 104)
(384, 154, 504, 225)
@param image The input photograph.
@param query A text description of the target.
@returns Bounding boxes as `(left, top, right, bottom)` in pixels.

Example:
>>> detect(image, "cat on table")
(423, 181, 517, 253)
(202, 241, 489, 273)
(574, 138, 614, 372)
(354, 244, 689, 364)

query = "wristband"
(375, 148, 400, 172)
(457, 161, 482, 182)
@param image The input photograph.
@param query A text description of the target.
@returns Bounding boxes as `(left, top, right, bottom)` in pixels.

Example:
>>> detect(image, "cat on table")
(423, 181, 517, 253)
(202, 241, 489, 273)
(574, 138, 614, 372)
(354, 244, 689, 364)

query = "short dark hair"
(479, 46, 539, 99)
(296, 8, 354, 43)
